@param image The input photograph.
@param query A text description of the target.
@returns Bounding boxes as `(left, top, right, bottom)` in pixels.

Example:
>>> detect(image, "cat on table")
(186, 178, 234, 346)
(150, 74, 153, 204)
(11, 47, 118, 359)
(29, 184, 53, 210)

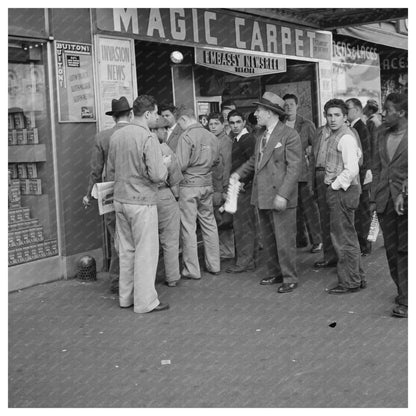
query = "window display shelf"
(8, 144, 46, 163)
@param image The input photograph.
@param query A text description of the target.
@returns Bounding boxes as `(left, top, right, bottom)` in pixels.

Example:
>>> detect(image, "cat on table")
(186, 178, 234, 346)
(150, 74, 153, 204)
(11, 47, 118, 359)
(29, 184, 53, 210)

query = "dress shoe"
(226, 264, 255, 273)
(313, 260, 337, 269)
(182, 275, 201, 280)
(165, 281, 178, 287)
(277, 283, 298, 293)
(120, 304, 133, 309)
(392, 304, 408, 318)
(328, 285, 360, 294)
(260, 276, 280, 285)
(206, 270, 220, 275)
(310, 243, 323, 253)
(150, 302, 170, 312)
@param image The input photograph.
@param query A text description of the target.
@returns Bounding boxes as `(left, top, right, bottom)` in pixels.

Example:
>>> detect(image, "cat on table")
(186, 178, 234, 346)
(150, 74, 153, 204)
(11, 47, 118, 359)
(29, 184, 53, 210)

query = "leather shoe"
(328, 285, 360, 294)
(226, 264, 255, 273)
(310, 243, 323, 253)
(150, 302, 170, 312)
(182, 275, 200, 280)
(206, 270, 220, 275)
(260, 276, 281, 285)
(392, 304, 408, 318)
(277, 283, 298, 293)
(360, 280, 367, 289)
(313, 260, 337, 269)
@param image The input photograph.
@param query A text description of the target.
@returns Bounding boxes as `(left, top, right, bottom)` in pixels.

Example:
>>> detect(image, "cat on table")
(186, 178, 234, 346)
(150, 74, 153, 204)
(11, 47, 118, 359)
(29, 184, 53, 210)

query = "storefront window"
(8, 39, 58, 266)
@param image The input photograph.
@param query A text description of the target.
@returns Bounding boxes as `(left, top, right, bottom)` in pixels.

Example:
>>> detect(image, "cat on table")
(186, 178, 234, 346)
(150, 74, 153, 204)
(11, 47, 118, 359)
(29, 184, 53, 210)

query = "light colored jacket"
(107, 120, 168, 205)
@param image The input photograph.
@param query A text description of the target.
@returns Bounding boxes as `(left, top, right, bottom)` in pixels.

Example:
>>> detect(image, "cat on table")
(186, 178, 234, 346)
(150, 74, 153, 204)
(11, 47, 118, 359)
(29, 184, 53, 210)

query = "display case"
(8, 39, 58, 267)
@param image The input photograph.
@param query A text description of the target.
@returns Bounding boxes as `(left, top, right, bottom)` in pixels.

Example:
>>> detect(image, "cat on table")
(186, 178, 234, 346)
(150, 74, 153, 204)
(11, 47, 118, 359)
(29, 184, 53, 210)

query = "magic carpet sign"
(95, 9, 332, 61)
(195, 47, 286, 77)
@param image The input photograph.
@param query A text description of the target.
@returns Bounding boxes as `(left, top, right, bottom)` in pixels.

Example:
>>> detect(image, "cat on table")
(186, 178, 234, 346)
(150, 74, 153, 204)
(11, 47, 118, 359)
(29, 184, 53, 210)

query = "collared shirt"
(264, 120, 279, 145)
(167, 123, 176, 140)
(258, 120, 278, 163)
(331, 134, 362, 191)
(234, 127, 249, 142)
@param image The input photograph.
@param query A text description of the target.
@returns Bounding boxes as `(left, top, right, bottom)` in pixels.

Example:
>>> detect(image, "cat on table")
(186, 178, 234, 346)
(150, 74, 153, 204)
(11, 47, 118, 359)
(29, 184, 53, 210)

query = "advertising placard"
(95, 36, 136, 131)
(55, 41, 96, 122)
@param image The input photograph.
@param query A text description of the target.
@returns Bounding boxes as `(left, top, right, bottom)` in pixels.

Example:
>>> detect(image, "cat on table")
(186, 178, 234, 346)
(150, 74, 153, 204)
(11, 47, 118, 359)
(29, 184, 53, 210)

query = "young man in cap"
(231, 92, 302, 293)
(175, 106, 220, 280)
(226, 109, 257, 273)
(160, 103, 184, 152)
(323, 99, 366, 294)
(82, 96, 132, 293)
(370, 93, 408, 318)
(151, 117, 183, 288)
(208, 112, 234, 260)
(107, 95, 170, 313)
(283, 93, 322, 254)
(346, 98, 373, 256)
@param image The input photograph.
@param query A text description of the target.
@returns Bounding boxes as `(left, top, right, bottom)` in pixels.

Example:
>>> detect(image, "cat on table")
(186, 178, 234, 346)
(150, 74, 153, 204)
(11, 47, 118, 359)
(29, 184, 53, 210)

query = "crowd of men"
(83, 91, 408, 318)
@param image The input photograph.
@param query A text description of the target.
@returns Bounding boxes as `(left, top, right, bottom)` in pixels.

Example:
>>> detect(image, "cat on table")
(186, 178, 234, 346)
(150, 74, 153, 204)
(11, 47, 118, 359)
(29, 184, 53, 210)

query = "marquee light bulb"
(170, 51, 184, 64)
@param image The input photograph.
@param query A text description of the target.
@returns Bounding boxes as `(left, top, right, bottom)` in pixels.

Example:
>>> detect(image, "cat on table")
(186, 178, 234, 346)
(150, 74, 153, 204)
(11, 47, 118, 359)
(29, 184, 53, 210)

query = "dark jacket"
(352, 118, 372, 183)
(370, 125, 408, 214)
(293, 114, 316, 183)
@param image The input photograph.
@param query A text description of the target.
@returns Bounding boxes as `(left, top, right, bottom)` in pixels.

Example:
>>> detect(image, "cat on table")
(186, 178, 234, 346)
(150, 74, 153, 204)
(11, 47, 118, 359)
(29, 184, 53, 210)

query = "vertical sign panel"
(55, 41, 96, 122)
(95, 36, 136, 131)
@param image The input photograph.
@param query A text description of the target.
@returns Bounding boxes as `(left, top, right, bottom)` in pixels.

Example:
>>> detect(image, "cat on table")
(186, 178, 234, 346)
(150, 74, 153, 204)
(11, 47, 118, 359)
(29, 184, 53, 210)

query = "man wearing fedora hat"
(231, 91, 302, 293)
(83, 96, 132, 294)
(107, 95, 170, 313)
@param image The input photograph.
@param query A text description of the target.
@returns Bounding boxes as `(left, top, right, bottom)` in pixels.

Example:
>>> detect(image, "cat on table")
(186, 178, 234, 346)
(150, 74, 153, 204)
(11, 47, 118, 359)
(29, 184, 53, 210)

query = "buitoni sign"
(95, 9, 332, 61)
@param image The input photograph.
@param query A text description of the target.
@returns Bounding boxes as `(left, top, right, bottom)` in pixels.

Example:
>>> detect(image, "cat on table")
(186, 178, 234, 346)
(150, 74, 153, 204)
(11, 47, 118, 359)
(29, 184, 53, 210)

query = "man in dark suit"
(346, 98, 373, 256)
(160, 103, 183, 152)
(231, 92, 302, 293)
(283, 94, 322, 253)
(82, 96, 132, 293)
(370, 93, 408, 318)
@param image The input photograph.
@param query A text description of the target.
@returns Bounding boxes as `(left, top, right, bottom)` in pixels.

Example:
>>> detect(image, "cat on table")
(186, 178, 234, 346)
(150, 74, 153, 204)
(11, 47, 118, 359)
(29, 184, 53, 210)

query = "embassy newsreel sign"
(195, 47, 286, 77)
(94, 8, 332, 61)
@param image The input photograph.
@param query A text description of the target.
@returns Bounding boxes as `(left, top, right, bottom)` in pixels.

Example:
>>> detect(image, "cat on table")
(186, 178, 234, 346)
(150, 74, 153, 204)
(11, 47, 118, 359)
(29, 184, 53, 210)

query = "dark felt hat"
(253, 92, 286, 115)
(105, 96, 132, 116)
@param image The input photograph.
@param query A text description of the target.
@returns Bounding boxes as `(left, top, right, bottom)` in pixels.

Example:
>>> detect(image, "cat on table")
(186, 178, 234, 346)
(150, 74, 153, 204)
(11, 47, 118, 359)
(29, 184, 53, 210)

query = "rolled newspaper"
(222, 176, 241, 214)
(367, 211, 380, 242)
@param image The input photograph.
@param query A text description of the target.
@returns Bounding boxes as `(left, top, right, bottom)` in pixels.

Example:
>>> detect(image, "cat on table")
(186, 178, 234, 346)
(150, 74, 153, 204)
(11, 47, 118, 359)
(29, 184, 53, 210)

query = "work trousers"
(157, 188, 181, 283)
(257, 207, 298, 284)
(233, 183, 256, 268)
(326, 185, 365, 289)
(354, 185, 372, 253)
(114, 201, 160, 313)
(179, 185, 220, 278)
(315, 170, 337, 263)
(378, 197, 408, 307)
(104, 211, 119, 290)
(296, 181, 322, 246)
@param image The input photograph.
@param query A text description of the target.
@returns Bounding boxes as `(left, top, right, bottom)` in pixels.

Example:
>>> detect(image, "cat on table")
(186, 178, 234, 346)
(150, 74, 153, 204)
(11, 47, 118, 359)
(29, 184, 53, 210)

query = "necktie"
(258, 130, 268, 164)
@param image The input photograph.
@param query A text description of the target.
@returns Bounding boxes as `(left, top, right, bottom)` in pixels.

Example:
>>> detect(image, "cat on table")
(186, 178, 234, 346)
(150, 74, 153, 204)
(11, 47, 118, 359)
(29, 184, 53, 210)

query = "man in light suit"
(370, 93, 408, 318)
(231, 92, 302, 293)
(160, 103, 184, 152)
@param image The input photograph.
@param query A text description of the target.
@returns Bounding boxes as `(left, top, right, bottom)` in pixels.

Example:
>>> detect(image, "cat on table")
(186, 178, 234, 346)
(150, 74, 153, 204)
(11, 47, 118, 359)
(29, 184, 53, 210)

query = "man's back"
(108, 122, 167, 205)
(176, 123, 219, 186)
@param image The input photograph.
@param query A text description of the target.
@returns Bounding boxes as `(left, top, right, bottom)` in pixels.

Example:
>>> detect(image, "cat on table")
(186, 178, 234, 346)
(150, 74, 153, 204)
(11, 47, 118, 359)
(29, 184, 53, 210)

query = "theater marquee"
(94, 8, 332, 61)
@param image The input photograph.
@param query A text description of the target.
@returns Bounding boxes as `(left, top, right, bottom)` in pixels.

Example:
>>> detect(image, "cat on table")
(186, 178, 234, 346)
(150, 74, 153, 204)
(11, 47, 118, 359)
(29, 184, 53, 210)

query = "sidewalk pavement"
(8, 237, 407, 408)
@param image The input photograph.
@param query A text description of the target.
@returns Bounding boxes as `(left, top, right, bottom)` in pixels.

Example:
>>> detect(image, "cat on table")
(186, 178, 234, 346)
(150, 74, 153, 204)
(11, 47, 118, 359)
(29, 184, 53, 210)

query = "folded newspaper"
(91, 181, 115, 215)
